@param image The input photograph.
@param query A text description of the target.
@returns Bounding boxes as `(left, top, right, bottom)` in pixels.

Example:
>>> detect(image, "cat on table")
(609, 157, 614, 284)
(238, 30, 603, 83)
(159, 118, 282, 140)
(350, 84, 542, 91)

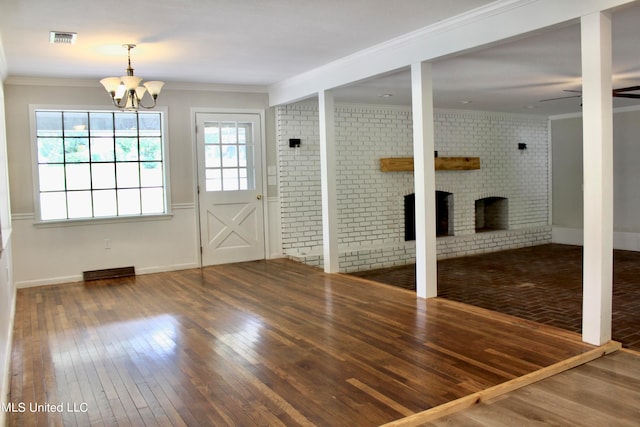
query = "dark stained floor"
(350, 244, 640, 351)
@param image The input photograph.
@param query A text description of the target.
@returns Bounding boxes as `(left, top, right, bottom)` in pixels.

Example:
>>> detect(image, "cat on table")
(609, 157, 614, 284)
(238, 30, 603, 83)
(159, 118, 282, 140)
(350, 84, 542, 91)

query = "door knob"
(257, 194, 262, 200)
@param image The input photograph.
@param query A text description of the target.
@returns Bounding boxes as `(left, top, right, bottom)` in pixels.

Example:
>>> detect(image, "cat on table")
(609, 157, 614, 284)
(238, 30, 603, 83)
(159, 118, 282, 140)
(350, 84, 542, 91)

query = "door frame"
(191, 108, 269, 267)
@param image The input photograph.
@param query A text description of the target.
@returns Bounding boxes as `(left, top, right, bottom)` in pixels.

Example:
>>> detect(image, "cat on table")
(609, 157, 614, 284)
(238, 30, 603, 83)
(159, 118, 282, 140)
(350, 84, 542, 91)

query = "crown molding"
(4, 75, 268, 93)
(4, 76, 99, 87)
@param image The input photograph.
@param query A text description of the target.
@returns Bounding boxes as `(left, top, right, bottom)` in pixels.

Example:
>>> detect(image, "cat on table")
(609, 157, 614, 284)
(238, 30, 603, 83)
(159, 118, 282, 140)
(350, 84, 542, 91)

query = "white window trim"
(29, 104, 172, 225)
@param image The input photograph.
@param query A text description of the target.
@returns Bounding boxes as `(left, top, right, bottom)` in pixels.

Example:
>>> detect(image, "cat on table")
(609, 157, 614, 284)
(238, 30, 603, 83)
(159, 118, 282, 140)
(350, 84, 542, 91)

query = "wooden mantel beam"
(380, 157, 480, 172)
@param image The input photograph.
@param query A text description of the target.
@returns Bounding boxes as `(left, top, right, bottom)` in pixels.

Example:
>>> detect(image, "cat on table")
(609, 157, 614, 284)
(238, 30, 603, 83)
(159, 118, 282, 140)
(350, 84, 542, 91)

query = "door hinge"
(200, 246, 203, 254)
(197, 185, 200, 194)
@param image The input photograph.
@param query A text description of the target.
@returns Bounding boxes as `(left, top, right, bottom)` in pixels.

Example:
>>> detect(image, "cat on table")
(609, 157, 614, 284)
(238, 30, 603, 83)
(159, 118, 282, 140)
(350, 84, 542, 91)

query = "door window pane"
(221, 123, 236, 144)
(222, 145, 238, 167)
(204, 123, 220, 144)
(203, 120, 255, 192)
(222, 168, 239, 191)
(238, 145, 247, 167)
(238, 123, 251, 144)
(205, 145, 221, 168)
(239, 168, 249, 190)
(206, 168, 221, 192)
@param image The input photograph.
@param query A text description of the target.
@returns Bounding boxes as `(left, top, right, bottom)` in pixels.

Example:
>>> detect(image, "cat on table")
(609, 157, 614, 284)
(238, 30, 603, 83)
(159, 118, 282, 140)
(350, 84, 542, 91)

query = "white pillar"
(581, 12, 613, 346)
(318, 90, 339, 273)
(411, 62, 438, 298)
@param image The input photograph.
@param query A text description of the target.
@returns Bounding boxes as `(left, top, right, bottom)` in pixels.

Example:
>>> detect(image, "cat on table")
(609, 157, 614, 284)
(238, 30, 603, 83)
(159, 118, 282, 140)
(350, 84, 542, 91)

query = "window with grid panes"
(34, 110, 167, 221)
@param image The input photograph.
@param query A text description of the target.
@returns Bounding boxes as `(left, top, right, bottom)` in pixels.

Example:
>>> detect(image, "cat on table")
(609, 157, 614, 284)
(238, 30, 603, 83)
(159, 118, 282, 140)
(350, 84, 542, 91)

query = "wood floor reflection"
(11, 259, 601, 426)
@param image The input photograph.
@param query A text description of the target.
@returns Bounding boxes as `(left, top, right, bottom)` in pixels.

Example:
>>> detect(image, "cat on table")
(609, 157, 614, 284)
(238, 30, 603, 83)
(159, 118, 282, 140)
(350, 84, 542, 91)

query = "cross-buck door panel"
(196, 113, 265, 265)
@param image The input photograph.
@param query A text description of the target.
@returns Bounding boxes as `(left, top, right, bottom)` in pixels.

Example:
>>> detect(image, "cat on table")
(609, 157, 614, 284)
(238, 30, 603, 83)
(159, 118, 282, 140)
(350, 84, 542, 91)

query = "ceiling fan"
(540, 85, 640, 102)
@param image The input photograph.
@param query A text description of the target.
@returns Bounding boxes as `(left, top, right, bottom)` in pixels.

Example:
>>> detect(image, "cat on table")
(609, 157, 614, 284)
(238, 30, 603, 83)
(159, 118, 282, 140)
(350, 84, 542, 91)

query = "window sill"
(32, 212, 174, 228)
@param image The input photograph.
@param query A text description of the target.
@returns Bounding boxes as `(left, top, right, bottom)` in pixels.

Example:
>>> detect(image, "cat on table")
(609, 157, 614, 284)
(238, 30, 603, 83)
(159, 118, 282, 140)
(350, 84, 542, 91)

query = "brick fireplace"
(277, 103, 552, 272)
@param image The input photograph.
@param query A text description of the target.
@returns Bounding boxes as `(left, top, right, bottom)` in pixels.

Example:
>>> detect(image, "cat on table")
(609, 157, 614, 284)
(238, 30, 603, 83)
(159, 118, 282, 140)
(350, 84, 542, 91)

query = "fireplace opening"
(404, 191, 453, 241)
(404, 194, 415, 241)
(436, 191, 453, 237)
(475, 196, 508, 232)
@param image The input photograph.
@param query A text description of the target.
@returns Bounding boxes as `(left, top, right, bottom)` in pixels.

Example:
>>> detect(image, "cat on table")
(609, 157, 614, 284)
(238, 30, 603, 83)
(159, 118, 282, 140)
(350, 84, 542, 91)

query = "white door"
(196, 113, 265, 265)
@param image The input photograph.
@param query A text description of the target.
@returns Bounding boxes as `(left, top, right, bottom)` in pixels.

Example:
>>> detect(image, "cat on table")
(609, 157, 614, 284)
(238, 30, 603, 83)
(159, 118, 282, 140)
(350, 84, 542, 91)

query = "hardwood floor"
(9, 259, 610, 426)
(418, 349, 640, 426)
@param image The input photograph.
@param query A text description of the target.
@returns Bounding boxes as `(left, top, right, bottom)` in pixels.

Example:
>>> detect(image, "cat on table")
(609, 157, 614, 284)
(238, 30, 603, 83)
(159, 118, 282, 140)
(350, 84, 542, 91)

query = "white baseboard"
(135, 263, 200, 275)
(16, 262, 201, 289)
(552, 227, 640, 251)
(16, 274, 83, 288)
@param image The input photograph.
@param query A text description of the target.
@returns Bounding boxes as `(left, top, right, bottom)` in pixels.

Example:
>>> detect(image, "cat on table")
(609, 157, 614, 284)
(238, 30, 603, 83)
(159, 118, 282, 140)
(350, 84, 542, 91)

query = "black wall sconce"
(289, 138, 301, 148)
(518, 143, 527, 150)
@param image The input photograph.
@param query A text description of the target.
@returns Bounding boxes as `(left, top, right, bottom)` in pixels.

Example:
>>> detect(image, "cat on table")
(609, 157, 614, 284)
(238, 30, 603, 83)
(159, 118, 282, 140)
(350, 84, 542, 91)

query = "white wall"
(277, 102, 551, 271)
(0, 77, 17, 425)
(551, 107, 640, 251)
(4, 79, 278, 287)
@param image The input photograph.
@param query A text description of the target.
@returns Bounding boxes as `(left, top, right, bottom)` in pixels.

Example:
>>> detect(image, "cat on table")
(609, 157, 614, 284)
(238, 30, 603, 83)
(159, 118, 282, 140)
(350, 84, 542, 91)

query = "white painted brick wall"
(277, 102, 551, 271)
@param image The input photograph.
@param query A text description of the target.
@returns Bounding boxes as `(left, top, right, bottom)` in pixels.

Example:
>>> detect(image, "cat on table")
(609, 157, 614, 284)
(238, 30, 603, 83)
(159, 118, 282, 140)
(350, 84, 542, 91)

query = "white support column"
(581, 12, 613, 346)
(411, 62, 438, 298)
(318, 90, 339, 273)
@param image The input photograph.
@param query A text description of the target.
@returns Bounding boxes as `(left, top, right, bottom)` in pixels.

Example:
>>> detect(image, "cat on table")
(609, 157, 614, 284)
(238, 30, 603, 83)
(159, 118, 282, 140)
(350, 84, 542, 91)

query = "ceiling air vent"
(49, 31, 77, 44)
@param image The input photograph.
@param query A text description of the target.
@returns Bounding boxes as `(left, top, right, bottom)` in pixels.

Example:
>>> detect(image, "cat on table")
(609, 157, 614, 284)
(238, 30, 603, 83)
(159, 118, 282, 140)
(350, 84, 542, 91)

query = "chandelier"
(100, 44, 164, 111)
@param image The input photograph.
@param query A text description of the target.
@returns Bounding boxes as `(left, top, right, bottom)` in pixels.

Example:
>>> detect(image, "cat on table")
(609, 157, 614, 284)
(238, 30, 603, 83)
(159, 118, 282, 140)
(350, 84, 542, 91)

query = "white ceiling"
(334, 4, 640, 115)
(1, 0, 639, 116)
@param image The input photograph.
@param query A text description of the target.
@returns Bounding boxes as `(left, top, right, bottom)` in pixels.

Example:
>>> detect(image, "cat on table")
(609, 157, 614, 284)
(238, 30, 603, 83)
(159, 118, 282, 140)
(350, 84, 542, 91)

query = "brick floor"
(350, 244, 640, 351)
